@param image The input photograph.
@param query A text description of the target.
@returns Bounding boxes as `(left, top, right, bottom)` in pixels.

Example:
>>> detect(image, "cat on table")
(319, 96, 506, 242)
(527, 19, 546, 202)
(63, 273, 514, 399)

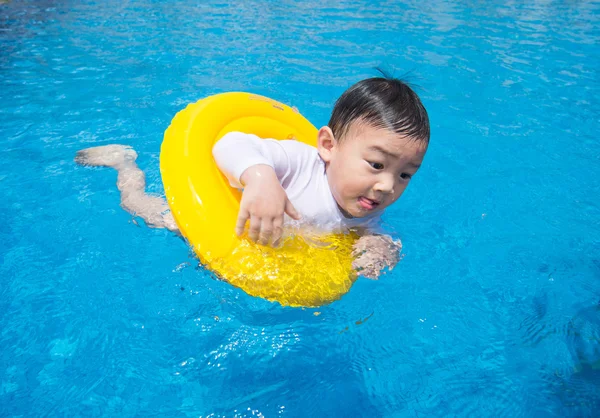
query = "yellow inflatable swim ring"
(160, 92, 358, 307)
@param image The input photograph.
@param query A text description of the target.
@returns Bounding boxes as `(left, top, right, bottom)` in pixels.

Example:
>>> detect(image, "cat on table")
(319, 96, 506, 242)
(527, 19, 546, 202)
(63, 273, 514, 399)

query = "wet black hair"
(328, 74, 430, 144)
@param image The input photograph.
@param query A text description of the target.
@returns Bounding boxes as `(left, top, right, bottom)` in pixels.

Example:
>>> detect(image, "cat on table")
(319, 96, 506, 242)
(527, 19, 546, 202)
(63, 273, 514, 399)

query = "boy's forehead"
(347, 121, 427, 153)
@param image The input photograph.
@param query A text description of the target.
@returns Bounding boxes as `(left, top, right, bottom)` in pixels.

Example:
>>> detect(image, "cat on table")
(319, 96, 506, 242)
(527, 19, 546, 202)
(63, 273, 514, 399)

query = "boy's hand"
(351, 235, 402, 280)
(237, 164, 301, 246)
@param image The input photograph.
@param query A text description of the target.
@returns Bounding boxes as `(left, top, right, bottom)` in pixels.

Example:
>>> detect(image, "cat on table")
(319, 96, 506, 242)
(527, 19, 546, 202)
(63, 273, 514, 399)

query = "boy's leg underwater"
(75, 145, 179, 232)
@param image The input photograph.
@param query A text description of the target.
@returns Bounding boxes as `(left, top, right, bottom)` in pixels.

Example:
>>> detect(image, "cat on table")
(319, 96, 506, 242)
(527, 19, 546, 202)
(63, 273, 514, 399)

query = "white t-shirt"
(212, 132, 381, 233)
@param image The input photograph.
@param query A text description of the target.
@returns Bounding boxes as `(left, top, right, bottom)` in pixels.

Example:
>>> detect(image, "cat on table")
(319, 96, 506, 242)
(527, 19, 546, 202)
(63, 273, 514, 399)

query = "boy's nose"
(374, 174, 395, 193)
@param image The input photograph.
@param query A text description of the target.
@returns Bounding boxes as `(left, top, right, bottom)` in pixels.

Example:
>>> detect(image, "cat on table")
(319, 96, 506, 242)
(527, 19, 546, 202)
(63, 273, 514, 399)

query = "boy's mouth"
(358, 196, 380, 211)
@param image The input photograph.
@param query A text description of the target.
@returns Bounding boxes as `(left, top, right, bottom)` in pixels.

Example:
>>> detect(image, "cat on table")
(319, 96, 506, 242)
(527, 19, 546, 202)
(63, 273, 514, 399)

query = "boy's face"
(318, 121, 427, 218)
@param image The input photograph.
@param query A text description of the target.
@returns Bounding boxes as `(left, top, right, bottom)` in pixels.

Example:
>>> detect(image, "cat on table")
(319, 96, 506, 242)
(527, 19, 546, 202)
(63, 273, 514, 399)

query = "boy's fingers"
(271, 218, 284, 247)
(284, 199, 301, 220)
(258, 219, 273, 246)
(235, 209, 250, 236)
(248, 215, 261, 242)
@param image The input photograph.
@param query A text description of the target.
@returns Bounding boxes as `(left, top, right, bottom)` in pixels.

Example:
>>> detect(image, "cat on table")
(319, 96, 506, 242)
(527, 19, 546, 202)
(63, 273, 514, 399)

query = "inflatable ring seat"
(160, 92, 358, 307)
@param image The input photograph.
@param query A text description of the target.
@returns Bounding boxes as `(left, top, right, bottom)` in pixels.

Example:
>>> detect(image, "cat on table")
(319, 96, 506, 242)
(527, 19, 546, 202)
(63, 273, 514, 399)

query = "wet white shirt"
(212, 132, 381, 233)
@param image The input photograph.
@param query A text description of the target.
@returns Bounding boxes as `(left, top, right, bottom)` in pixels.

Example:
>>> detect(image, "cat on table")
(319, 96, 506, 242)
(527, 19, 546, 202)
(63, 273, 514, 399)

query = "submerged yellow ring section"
(160, 92, 357, 307)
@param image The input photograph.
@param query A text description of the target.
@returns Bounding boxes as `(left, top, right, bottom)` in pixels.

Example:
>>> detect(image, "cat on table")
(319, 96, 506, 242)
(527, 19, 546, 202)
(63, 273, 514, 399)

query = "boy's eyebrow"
(368, 145, 421, 168)
(368, 145, 399, 158)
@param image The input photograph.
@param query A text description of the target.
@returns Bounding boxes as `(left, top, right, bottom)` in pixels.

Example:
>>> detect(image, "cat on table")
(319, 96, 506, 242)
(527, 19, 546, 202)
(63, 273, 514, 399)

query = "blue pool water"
(1, 0, 599, 416)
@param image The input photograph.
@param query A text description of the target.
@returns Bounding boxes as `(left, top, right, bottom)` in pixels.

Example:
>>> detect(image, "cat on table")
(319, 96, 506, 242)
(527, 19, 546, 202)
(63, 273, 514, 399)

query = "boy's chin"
(337, 202, 357, 219)
(339, 203, 378, 219)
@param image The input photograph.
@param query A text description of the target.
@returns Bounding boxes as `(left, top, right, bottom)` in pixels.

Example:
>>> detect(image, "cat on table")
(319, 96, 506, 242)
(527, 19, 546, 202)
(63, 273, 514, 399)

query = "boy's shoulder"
(274, 138, 319, 161)
(220, 131, 319, 162)
(224, 132, 317, 150)
(277, 138, 317, 150)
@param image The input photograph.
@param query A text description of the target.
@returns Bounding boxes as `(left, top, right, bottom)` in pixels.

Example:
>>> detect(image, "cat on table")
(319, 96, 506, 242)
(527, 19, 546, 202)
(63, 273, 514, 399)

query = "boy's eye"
(369, 161, 384, 170)
(400, 173, 412, 180)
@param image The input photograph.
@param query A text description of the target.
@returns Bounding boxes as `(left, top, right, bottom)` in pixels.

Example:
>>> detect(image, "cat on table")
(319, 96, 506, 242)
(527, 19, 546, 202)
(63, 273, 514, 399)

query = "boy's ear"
(317, 126, 336, 163)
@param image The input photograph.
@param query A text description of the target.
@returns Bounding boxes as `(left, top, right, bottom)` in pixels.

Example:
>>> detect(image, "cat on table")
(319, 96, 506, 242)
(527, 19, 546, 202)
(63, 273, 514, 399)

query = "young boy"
(76, 76, 429, 279)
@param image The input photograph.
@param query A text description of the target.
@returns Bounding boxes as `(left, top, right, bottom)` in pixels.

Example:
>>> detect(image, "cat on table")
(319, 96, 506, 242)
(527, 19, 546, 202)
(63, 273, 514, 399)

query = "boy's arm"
(212, 132, 303, 245)
(213, 132, 274, 189)
(351, 233, 402, 280)
(212, 132, 308, 189)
